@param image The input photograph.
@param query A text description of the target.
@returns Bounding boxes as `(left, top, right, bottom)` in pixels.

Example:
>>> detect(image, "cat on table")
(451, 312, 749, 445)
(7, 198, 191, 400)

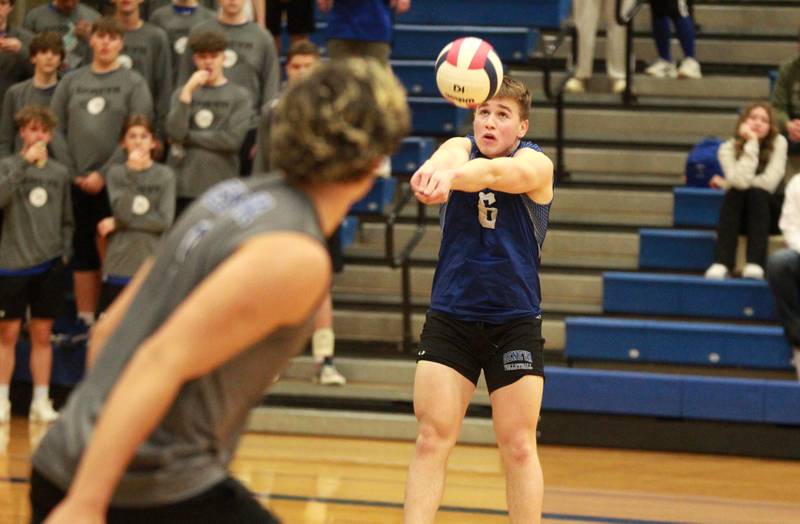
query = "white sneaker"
(645, 59, 678, 79)
(704, 263, 729, 280)
(611, 79, 627, 94)
(314, 364, 347, 386)
(29, 398, 58, 423)
(564, 77, 586, 94)
(678, 57, 702, 79)
(0, 398, 10, 424)
(742, 263, 764, 280)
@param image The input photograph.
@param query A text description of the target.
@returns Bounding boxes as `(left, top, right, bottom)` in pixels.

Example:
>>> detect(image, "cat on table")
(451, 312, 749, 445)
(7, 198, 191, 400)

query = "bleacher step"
(565, 316, 792, 370)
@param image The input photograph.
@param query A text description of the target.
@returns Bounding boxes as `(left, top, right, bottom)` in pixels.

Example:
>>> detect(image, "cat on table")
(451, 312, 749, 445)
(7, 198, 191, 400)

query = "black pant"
(240, 128, 258, 177)
(714, 187, 774, 269)
(29, 469, 280, 524)
(767, 249, 800, 348)
(649, 0, 694, 19)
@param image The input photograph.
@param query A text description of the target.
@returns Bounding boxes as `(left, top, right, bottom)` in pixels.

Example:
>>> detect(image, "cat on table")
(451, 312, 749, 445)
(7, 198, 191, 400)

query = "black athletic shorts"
(96, 280, 126, 316)
(266, 0, 315, 36)
(72, 186, 112, 271)
(327, 227, 343, 273)
(29, 468, 281, 524)
(649, 0, 693, 19)
(417, 310, 545, 394)
(0, 260, 66, 320)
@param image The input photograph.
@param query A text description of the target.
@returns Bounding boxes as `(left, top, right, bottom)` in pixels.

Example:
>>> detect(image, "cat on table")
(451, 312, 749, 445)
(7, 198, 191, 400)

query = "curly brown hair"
(271, 58, 410, 186)
(15, 105, 57, 130)
(733, 101, 779, 173)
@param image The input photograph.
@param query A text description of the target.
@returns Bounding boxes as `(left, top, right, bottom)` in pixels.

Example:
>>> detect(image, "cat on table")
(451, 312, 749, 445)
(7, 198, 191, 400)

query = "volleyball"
(435, 37, 504, 109)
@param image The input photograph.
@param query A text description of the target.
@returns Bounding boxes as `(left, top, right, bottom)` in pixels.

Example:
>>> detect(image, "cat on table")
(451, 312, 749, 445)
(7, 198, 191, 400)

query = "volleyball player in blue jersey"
(403, 77, 554, 524)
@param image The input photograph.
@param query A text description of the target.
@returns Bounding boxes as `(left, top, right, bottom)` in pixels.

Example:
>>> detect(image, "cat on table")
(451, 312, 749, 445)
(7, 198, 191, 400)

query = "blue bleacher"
(639, 228, 715, 271)
(393, 24, 538, 63)
(395, 0, 571, 28)
(673, 187, 724, 228)
(603, 271, 777, 321)
(565, 316, 792, 370)
(393, 60, 438, 97)
(393, 137, 436, 174)
(543, 366, 800, 425)
(350, 177, 398, 214)
(409, 97, 470, 135)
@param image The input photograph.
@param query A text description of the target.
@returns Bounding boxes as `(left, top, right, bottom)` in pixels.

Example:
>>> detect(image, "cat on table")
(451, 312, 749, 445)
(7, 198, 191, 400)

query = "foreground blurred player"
(30, 58, 409, 524)
(404, 77, 553, 523)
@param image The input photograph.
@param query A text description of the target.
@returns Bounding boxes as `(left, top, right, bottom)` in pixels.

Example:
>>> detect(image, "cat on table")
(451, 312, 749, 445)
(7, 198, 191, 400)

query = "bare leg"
(73, 270, 100, 321)
(28, 319, 54, 387)
(491, 375, 545, 523)
(0, 320, 22, 385)
(404, 361, 475, 523)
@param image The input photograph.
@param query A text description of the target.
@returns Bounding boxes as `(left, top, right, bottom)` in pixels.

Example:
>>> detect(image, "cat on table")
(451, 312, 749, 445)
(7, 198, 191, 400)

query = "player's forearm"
(66, 339, 184, 510)
(449, 157, 495, 192)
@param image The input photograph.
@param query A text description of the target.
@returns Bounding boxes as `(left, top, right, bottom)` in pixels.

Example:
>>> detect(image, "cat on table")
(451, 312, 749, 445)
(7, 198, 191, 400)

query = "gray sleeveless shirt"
(33, 175, 325, 506)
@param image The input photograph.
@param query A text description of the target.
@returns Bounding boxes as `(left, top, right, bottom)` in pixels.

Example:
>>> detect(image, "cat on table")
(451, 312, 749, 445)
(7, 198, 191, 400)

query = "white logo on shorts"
(194, 109, 214, 129)
(223, 49, 238, 68)
(174, 36, 188, 55)
(132, 195, 150, 215)
(117, 54, 133, 69)
(29, 187, 48, 207)
(502, 350, 533, 371)
(87, 97, 106, 115)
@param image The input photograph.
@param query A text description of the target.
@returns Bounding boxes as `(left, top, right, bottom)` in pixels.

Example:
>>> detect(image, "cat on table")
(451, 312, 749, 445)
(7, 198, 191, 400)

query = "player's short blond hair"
(491, 76, 531, 121)
(272, 58, 410, 185)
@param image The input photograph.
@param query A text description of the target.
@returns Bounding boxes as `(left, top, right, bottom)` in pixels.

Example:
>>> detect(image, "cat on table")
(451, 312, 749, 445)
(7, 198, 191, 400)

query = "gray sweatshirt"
(0, 26, 34, 97)
(23, 3, 100, 71)
(0, 155, 73, 270)
(33, 176, 323, 507)
(50, 66, 153, 177)
(166, 81, 251, 198)
(180, 19, 280, 128)
(149, 4, 214, 86)
(143, 0, 217, 21)
(121, 22, 173, 138)
(103, 162, 176, 279)
(0, 79, 60, 157)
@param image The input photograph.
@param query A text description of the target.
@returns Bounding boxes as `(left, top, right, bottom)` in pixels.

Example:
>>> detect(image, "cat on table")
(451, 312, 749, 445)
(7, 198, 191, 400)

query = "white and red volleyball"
(435, 37, 504, 109)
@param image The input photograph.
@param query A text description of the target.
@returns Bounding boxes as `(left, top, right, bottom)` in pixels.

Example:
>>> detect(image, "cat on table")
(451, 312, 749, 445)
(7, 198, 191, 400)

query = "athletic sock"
(312, 328, 335, 364)
(652, 15, 672, 61)
(673, 14, 696, 58)
(0, 384, 8, 401)
(77, 311, 95, 327)
(33, 385, 49, 403)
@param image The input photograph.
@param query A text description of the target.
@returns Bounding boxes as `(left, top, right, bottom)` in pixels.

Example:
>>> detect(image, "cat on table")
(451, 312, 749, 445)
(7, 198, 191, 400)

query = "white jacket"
(716, 134, 788, 193)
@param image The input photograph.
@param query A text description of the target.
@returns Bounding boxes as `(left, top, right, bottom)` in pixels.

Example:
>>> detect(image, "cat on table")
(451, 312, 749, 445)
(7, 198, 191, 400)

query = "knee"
(0, 326, 19, 347)
(27, 325, 52, 348)
(497, 431, 538, 467)
(767, 249, 799, 281)
(414, 419, 458, 458)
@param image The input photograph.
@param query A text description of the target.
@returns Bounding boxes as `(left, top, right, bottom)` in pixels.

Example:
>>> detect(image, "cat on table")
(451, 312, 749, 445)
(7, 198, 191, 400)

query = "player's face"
(19, 121, 52, 148)
(285, 54, 319, 84)
(31, 49, 62, 75)
(745, 106, 771, 140)
(122, 125, 155, 155)
(473, 98, 528, 158)
(219, 0, 245, 17)
(90, 31, 124, 64)
(193, 51, 224, 82)
(114, 0, 143, 16)
(53, 0, 78, 15)
(0, 0, 13, 24)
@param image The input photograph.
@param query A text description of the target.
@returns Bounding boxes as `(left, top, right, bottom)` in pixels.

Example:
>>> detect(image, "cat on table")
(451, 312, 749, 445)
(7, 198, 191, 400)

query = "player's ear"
(518, 118, 529, 139)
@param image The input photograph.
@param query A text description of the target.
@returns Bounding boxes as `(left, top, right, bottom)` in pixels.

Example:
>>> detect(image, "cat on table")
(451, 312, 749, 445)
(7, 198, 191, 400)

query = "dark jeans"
(767, 249, 800, 348)
(29, 469, 280, 524)
(714, 187, 774, 269)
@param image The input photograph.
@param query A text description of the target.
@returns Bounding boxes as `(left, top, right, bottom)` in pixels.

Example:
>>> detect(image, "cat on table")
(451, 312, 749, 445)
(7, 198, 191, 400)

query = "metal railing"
(615, 0, 647, 104)
(381, 181, 427, 352)
(540, 21, 578, 181)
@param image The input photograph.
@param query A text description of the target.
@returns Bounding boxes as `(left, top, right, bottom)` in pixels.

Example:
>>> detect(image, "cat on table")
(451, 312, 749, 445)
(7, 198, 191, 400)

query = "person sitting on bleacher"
(705, 102, 787, 280)
(766, 173, 800, 381)
(771, 30, 800, 164)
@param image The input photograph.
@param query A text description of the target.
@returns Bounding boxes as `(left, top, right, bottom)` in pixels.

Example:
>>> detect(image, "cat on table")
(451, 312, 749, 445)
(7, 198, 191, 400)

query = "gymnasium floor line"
(257, 491, 685, 524)
(0, 475, 682, 524)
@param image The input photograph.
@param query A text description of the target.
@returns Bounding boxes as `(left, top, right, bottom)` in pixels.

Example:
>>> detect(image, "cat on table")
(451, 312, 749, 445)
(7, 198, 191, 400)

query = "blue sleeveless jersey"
(429, 137, 552, 323)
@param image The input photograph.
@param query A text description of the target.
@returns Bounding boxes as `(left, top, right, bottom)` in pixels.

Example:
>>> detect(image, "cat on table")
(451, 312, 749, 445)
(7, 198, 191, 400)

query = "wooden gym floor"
(2, 417, 800, 523)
